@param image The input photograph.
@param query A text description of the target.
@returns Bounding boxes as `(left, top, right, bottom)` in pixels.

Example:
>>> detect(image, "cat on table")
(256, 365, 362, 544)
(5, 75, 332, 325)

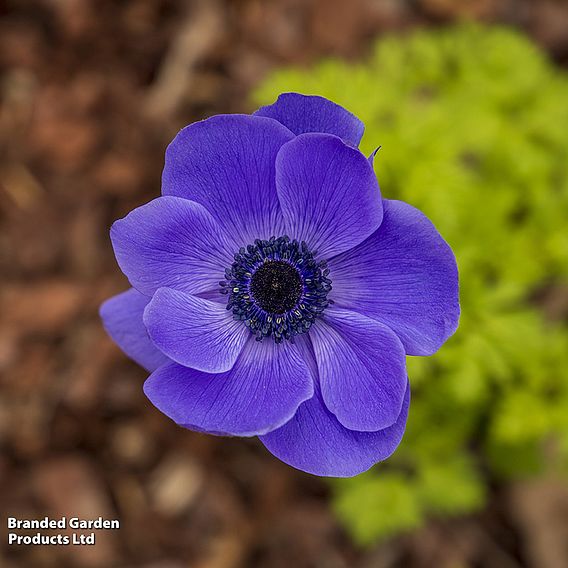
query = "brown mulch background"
(1, 1, 568, 567)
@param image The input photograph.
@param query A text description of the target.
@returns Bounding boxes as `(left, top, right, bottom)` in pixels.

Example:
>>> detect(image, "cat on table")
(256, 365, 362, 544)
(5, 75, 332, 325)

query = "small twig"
(143, 0, 223, 121)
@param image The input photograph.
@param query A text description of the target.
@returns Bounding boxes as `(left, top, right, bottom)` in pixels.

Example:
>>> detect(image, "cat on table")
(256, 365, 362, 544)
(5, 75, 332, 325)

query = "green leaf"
(333, 472, 423, 545)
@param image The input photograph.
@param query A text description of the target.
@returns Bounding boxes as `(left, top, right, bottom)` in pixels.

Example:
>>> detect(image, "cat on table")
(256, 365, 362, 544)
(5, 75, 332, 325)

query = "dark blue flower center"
(220, 236, 332, 343)
(250, 260, 303, 314)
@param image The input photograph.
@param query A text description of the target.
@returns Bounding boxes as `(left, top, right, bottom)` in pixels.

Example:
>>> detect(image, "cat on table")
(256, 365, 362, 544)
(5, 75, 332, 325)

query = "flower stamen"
(220, 235, 332, 343)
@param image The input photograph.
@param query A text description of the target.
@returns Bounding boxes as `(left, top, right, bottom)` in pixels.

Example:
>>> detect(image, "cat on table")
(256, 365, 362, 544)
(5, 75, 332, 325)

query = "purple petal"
(144, 288, 248, 373)
(368, 146, 381, 166)
(261, 380, 410, 477)
(111, 196, 233, 297)
(329, 200, 460, 356)
(254, 93, 365, 147)
(311, 308, 407, 432)
(143, 339, 313, 436)
(99, 288, 169, 372)
(276, 133, 383, 258)
(162, 114, 295, 245)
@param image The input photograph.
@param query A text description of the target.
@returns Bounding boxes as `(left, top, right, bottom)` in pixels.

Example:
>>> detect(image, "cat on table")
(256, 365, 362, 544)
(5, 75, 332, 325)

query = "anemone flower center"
(250, 260, 303, 314)
(220, 235, 332, 343)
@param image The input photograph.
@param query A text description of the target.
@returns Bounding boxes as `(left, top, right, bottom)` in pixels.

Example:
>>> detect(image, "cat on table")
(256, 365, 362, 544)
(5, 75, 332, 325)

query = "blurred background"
(1, 1, 568, 567)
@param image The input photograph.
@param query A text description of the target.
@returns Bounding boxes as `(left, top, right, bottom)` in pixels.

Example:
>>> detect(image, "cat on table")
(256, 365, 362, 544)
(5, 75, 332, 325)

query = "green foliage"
(333, 471, 422, 544)
(254, 24, 568, 545)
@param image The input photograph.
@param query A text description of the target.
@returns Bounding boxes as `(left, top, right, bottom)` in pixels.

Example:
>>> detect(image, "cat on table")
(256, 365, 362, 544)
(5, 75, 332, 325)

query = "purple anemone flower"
(100, 93, 459, 477)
